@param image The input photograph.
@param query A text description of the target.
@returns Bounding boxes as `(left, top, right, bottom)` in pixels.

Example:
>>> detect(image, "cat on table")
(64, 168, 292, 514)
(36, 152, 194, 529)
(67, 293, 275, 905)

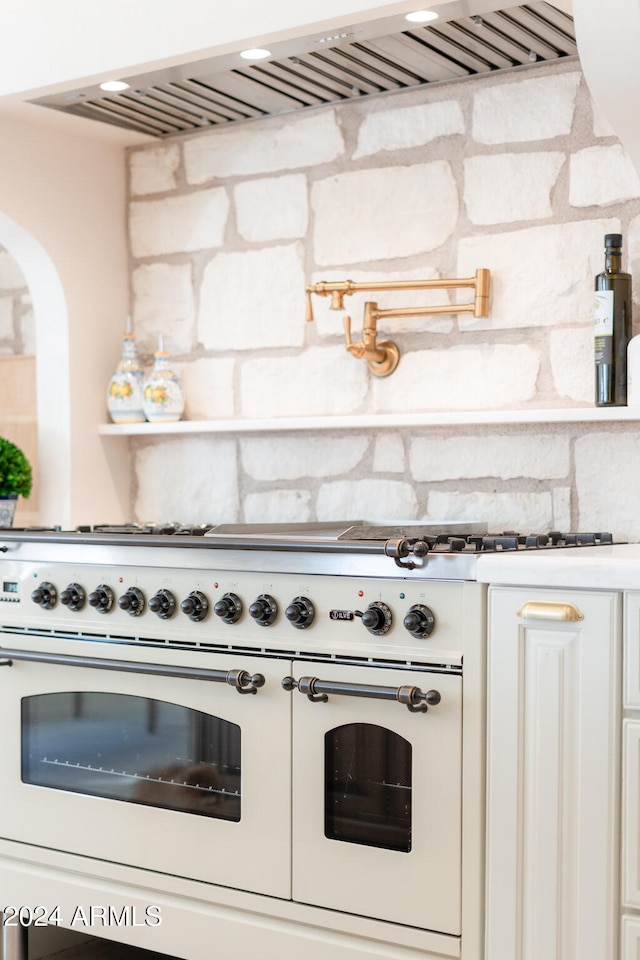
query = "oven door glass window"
(21, 692, 241, 821)
(325, 722, 412, 852)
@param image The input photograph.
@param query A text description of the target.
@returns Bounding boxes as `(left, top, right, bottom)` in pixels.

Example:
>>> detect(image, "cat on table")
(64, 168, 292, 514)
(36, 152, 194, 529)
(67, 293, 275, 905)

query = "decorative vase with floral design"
(0, 494, 17, 528)
(107, 317, 145, 424)
(142, 336, 185, 423)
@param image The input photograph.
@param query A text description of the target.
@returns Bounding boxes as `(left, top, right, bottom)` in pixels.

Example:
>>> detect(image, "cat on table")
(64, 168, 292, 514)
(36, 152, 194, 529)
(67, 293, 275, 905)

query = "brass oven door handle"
(0, 648, 265, 694)
(282, 675, 441, 713)
(516, 601, 584, 622)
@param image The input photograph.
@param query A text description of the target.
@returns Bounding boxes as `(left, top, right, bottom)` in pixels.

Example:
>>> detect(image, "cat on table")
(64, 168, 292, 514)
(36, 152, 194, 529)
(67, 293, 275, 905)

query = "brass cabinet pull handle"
(516, 601, 584, 622)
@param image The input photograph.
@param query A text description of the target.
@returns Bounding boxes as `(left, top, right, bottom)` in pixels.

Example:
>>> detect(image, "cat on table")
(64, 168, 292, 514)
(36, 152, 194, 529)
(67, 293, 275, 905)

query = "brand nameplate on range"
(330, 610, 354, 621)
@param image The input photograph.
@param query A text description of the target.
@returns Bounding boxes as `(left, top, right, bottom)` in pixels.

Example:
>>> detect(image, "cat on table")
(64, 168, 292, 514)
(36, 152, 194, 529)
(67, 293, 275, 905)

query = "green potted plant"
(0, 436, 32, 528)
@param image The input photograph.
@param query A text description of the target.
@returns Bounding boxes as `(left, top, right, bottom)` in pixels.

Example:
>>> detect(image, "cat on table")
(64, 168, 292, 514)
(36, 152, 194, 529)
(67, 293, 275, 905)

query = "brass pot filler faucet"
(305, 268, 491, 377)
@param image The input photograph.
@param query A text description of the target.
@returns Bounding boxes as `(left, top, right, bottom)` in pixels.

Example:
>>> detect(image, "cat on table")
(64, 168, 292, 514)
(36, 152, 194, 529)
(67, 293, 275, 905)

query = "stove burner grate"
(385, 530, 615, 569)
(424, 530, 613, 553)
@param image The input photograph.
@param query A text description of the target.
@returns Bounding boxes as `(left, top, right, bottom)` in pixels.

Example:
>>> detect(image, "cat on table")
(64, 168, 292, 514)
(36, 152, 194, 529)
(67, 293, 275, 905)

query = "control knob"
(285, 596, 315, 630)
(87, 584, 115, 613)
(249, 594, 278, 627)
(214, 592, 243, 624)
(355, 601, 392, 636)
(149, 589, 177, 619)
(403, 604, 436, 639)
(31, 581, 57, 610)
(118, 587, 145, 617)
(181, 590, 209, 622)
(59, 582, 86, 612)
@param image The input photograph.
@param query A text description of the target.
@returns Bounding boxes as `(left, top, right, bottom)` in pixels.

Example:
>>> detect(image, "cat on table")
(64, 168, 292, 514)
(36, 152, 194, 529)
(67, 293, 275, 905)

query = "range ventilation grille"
(33, 3, 576, 139)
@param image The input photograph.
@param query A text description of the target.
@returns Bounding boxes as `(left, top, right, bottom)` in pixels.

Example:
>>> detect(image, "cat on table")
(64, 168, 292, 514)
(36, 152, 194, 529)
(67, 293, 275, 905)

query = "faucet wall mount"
(305, 269, 491, 376)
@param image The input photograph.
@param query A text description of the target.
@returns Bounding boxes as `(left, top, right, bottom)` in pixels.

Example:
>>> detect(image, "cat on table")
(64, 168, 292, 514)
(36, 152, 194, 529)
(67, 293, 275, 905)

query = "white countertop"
(476, 543, 640, 590)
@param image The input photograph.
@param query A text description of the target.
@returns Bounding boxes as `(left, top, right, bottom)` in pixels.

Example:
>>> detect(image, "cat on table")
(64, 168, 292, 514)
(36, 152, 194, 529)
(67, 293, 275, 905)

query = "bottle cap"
(605, 233, 623, 247)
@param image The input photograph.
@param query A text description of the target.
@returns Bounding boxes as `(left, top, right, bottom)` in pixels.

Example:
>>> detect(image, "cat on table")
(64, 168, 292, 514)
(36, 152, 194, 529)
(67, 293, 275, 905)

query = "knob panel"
(285, 596, 315, 629)
(356, 601, 392, 636)
(214, 592, 243, 624)
(59, 582, 86, 612)
(249, 594, 278, 626)
(180, 590, 209, 622)
(403, 604, 436, 639)
(118, 587, 145, 617)
(87, 584, 114, 614)
(149, 589, 176, 619)
(31, 581, 57, 610)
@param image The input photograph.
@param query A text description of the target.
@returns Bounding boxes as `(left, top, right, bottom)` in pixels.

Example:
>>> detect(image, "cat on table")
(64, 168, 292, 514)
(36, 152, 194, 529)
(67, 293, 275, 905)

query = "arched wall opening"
(0, 211, 70, 526)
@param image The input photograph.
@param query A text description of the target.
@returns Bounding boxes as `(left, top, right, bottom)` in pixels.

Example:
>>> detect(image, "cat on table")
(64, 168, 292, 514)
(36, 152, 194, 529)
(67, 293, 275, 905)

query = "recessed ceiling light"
(240, 47, 271, 60)
(99, 80, 130, 92)
(405, 9, 439, 23)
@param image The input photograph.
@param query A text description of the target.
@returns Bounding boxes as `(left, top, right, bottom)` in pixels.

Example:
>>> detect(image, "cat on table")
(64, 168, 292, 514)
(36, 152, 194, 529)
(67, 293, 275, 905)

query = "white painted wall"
(0, 110, 135, 525)
(574, 0, 640, 178)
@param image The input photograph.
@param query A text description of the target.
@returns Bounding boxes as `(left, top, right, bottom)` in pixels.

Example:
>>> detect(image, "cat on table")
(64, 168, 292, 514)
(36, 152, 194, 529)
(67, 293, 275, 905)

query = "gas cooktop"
(0, 522, 618, 573)
(1, 521, 616, 547)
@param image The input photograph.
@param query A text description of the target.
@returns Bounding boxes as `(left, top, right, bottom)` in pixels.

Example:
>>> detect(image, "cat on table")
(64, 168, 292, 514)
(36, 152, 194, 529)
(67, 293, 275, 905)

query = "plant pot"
(0, 495, 18, 528)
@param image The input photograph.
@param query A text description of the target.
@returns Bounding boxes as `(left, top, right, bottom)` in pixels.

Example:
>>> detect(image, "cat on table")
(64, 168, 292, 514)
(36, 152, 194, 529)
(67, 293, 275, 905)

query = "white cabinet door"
(486, 587, 621, 960)
(624, 592, 640, 708)
(623, 593, 640, 927)
(623, 720, 640, 908)
(622, 914, 640, 959)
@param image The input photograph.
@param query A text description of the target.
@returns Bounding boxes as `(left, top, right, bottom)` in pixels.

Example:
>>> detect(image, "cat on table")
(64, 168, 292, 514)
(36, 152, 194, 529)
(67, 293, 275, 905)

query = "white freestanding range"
(0, 522, 490, 960)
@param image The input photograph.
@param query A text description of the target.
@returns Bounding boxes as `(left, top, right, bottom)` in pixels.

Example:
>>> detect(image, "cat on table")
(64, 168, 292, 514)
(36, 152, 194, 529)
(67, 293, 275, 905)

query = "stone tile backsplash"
(126, 58, 640, 539)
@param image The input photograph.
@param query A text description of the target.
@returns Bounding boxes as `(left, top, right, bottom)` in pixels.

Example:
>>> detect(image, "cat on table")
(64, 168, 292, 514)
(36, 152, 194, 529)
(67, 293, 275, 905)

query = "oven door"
(288, 660, 462, 933)
(0, 636, 291, 899)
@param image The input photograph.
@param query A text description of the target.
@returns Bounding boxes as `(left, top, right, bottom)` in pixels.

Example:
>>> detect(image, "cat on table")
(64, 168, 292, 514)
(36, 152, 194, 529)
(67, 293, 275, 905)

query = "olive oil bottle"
(594, 233, 632, 406)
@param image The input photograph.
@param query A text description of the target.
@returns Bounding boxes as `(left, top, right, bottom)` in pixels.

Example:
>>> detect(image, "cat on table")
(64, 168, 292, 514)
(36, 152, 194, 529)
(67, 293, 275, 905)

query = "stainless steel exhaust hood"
(31, 2, 575, 139)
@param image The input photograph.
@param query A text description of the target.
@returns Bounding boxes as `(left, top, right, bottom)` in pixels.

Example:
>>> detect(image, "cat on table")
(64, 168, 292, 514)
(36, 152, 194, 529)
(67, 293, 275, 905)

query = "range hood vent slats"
(519, 3, 577, 37)
(235, 66, 326, 107)
(306, 49, 398, 93)
(472, 14, 555, 62)
(174, 78, 267, 120)
(199, 72, 302, 115)
(345, 42, 427, 86)
(269, 59, 358, 100)
(126, 91, 211, 128)
(76, 101, 179, 136)
(307, 50, 389, 94)
(367, 34, 468, 83)
(153, 85, 256, 124)
(247, 62, 348, 104)
(444, 20, 525, 66)
(502, 6, 577, 55)
(32, 1, 577, 138)
(114, 93, 201, 130)
(401, 30, 481, 77)
(421, 25, 510, 72)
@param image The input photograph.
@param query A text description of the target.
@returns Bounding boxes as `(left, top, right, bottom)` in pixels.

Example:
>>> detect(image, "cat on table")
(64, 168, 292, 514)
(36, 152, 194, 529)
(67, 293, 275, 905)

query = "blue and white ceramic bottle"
(106, 317, 145, 424)
(142, 335, 185, 423)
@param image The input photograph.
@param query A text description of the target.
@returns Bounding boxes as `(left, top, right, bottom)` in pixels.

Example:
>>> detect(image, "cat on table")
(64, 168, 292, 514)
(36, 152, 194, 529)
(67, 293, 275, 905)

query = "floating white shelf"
(97, 407, 640, 436)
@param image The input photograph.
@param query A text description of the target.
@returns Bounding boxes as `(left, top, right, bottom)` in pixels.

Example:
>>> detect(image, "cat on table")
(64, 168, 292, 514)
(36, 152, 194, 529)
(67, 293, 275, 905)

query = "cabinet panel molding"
(624, 593, 640, 709)
(623, 721, 640, 908)
(486, 587, 621, 960)
(622, 914, 640, 959)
